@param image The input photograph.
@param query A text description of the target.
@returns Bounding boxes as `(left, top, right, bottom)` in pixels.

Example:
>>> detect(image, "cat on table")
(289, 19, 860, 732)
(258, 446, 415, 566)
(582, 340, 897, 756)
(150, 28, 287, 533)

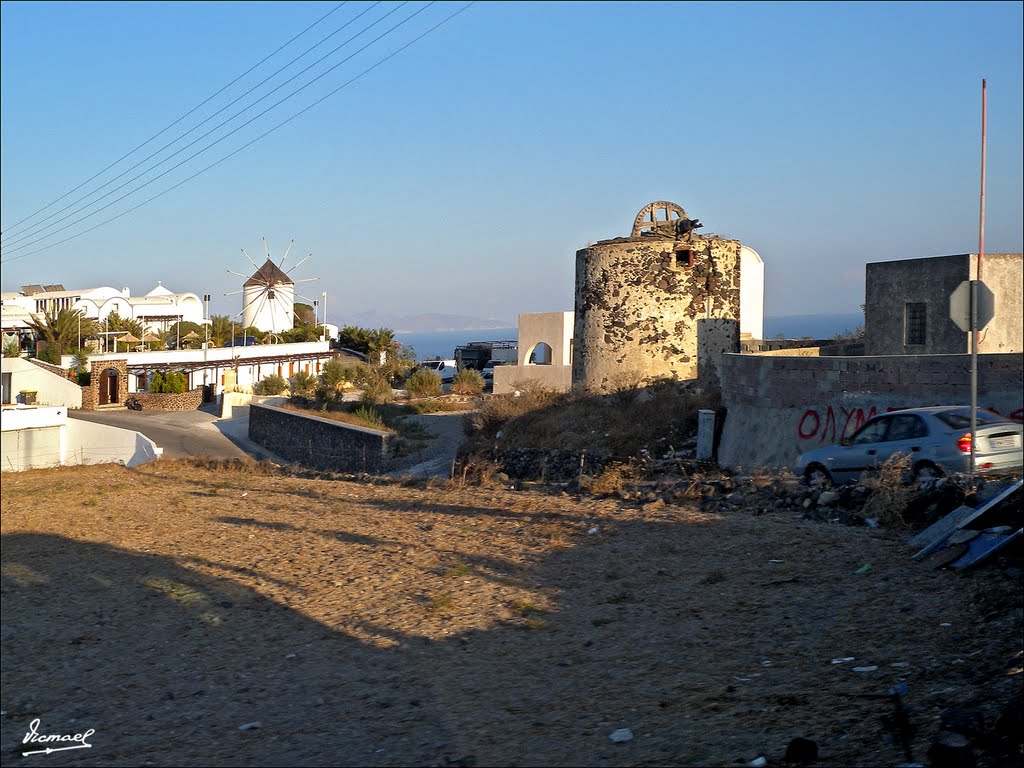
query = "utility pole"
(970, 79, 987, 481)
(203, 294, 210, 387)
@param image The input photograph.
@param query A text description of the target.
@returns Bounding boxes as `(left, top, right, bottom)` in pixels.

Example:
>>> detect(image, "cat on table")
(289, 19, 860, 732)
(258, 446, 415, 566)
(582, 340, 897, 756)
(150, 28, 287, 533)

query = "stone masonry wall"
(131, 388, 204, 411)
(573, 234, 741, 391)
(248, 403, 394, 473)
(718, 352, 1024, 469)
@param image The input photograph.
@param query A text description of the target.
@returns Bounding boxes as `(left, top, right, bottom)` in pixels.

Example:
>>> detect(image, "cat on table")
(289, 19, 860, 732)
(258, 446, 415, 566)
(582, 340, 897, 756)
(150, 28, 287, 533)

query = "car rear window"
(936, 409, 1010, 429)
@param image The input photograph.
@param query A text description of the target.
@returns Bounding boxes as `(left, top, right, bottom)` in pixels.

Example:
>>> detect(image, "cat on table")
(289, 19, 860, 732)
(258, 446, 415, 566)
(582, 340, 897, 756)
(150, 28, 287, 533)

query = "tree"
(208, 315, 233, 347)
(26, 308, 99, 360)
(294, 303, 316, 326)
(3, 338, 21, 358)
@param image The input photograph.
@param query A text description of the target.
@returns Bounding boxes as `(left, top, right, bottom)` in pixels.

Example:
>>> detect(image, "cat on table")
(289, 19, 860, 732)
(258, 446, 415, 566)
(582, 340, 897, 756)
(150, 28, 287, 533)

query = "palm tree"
(26, 308, 99, 362)
(103, 310, 144, 339)
(209, 314, 233, 347)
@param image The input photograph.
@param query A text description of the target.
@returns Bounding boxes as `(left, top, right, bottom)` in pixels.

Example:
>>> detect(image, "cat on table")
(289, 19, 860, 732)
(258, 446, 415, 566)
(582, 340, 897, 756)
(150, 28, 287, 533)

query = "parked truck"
(454, 340, 517, 371)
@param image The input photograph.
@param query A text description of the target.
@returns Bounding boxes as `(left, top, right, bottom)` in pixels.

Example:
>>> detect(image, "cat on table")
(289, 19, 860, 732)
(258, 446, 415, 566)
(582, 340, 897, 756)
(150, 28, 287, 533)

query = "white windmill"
(226, 238, 320, 340)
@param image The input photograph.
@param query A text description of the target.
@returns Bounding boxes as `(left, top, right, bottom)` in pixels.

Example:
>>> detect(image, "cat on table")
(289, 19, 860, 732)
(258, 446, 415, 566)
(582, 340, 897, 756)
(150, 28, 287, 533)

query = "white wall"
(739, 245, 765, 340)
(70, 340, 333, 394)
(64, 418, 162, 468)
(1, 357, 83, 408)
(0, 405, 161, 471)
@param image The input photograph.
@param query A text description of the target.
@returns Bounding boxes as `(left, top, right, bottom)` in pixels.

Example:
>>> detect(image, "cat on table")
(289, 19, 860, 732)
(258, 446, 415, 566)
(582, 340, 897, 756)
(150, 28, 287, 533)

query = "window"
(673, 248, 694, 269)
(851, 417, 890, 445)
(887, 414, 928, 441)
(905, 302, 927, 345)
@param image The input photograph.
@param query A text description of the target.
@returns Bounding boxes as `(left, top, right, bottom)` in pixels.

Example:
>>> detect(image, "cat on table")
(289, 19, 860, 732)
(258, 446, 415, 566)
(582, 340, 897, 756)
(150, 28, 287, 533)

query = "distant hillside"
(764, 312, 863, 339)
(337, 311, 512, 333)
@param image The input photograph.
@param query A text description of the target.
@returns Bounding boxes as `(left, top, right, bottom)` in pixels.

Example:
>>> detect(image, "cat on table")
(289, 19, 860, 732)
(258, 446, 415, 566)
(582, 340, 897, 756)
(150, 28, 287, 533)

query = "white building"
(1, 282, 205, 338)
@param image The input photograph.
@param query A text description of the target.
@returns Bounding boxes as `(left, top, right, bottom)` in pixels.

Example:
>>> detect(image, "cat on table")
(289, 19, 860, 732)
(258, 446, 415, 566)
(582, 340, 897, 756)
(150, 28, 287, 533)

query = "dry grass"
(1, 461, 1020, 767)
(465, 378, 719, 461)
(860, 452, 916, 527)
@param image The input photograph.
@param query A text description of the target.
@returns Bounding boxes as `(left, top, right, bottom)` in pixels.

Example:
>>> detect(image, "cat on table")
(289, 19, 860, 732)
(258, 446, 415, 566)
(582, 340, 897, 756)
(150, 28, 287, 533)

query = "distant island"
(336, 311, 513, 334)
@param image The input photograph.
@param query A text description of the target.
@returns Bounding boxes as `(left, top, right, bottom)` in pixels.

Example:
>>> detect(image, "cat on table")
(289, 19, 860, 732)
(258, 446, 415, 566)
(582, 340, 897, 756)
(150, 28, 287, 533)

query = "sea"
(395, 328, 517, 361)
(395, 313, 863, 361)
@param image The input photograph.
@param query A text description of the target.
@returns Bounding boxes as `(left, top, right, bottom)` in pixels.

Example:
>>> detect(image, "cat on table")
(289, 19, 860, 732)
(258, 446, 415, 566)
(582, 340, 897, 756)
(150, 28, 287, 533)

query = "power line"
(0, 2, 347, 241)
(1, 2, 474, 264)
(3, 1, 391, 250)
(2, 1, 420, 256)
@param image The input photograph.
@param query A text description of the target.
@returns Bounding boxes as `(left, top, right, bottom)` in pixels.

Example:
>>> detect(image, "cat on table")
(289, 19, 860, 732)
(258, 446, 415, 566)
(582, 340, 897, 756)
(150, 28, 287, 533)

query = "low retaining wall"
(493, 365, 572, 394)
(132, 388, 204, 411)
(718, 352, 1024, 469)
(248, 403, 394, 473)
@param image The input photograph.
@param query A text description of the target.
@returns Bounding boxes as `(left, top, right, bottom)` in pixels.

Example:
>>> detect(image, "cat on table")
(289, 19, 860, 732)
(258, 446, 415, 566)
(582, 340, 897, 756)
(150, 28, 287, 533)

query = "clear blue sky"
(2, 1, 1022, 323)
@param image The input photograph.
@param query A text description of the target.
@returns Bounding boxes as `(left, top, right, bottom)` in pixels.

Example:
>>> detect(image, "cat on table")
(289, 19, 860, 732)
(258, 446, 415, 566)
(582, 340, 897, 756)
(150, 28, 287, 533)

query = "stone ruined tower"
(571, 201, 743, 392)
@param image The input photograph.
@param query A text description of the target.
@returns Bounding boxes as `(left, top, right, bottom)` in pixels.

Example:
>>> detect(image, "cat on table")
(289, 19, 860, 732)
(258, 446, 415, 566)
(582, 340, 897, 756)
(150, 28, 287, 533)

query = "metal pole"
(970, 79, 987, 482)
(203, 294, 210, 386)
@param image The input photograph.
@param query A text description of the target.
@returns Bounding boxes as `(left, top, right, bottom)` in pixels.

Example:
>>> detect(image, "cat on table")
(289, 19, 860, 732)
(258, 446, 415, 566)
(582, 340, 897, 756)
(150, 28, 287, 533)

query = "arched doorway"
(527, 342, 553, 365)
(99, 368, 120, 405)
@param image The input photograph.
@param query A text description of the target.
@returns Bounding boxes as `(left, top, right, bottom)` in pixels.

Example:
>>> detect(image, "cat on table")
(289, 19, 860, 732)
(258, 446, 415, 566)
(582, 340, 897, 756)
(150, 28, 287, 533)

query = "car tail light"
(957, 433, 972, 453)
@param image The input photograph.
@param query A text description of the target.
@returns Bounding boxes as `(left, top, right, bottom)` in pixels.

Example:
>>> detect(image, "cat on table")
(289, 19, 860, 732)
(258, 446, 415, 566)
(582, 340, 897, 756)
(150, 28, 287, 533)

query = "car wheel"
(913, 462, 943, 480)
(805, 464, 833, 489)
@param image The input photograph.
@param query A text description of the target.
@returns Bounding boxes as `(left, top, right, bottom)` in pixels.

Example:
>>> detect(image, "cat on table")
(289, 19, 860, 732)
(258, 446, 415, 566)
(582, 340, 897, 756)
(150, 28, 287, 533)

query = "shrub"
(357, 366, 394, 405)
(255, 374, 289, 395)
(290, 369, 317, 397)
(150, 371, 188, 393)
(451, 367, 484, 395)
(2, 339, 20, 358)
(405, 367, 442, 398)
(352, 405, 387, 430)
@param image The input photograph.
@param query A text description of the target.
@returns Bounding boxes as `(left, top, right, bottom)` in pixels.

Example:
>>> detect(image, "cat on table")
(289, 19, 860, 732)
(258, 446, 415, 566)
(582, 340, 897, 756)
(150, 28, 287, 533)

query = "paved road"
(69, 407, 278, 461)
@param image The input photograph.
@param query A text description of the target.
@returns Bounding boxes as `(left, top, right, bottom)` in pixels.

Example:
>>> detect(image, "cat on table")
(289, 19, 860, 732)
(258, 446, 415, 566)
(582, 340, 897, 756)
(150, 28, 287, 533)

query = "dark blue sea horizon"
(395, 313, 862, 362)
(395, 328, 517, 361)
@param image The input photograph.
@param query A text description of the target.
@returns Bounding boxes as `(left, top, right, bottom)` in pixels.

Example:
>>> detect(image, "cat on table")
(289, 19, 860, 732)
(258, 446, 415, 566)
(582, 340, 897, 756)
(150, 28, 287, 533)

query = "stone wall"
(131, 388, 204, 411)
(82, 359, 128, 409)
(718, 351, 1024, 469)
(248, 403, 394, 473)
(573, 232, 741, 391)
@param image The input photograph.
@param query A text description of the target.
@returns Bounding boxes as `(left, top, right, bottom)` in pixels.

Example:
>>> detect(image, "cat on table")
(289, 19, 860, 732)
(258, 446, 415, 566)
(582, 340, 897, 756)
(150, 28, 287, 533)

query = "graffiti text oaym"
(797, 405, 1024, 444)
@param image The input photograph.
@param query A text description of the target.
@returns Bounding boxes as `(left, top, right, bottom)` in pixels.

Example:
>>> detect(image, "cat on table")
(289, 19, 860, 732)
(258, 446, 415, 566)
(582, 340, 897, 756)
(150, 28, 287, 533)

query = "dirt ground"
(1, 461, 1020, 767)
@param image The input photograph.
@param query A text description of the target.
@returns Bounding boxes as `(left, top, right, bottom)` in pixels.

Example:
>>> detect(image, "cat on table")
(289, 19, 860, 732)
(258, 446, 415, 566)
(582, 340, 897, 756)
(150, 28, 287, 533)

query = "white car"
(795, 406, 1023, 486)
(419, 359, 458, 382)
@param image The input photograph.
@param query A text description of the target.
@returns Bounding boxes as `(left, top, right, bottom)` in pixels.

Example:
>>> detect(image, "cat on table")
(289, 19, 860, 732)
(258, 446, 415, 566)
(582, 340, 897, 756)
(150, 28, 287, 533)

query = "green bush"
(290, 369, 317, 396)
(405, 367, 442, 398)
(352, 405, 387, 430)
(255, 374, 289, 395)
(149, 371, 188, 393)
(451, 367, 484, 395)
(358, 366, 394, 405)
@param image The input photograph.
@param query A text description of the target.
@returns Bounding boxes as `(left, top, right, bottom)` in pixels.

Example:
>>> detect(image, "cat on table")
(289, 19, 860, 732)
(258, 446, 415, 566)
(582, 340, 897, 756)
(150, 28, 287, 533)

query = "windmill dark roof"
(244, 258, 294, 288)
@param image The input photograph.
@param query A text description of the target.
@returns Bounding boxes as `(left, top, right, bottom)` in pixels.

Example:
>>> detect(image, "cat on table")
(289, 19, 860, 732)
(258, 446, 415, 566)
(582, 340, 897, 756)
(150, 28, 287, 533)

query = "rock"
(818, 490, 840, 506)
(609, 728, 634, 743)
(852, 666, 878, 672)
(927, 730, 975, 768)
(784, 737, 819, 763)
(642, 499, 665, 513)
(238, 721, 261, 730)
(749, 757, 768, 768)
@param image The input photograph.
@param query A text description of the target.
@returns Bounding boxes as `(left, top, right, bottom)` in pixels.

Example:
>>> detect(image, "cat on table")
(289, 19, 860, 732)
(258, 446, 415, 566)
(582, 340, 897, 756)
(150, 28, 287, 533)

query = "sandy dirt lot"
(1, 461, 1020, 767)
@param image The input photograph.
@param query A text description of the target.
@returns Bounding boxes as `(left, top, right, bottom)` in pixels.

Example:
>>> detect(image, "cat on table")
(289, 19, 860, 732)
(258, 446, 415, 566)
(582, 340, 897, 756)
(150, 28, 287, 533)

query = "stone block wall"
(718, 352, 1024, 469)
(131, 388, 204, 411)
(573, 233, 741, 391)
(248, 403, 394, 473)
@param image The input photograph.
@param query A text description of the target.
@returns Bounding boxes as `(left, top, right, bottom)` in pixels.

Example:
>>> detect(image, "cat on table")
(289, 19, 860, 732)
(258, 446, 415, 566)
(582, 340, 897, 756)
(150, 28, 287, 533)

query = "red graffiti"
(796, 403, 1023, 444)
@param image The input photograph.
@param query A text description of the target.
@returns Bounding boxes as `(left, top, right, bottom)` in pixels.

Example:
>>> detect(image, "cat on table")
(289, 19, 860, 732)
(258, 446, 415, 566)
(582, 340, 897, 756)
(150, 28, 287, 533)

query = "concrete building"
(1, 404, 161, 472)
(572, 201, 764, 391)
(492, 312, 574, 394)
(864, 253, 1023, 356)
(1, 356, 84, 407)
